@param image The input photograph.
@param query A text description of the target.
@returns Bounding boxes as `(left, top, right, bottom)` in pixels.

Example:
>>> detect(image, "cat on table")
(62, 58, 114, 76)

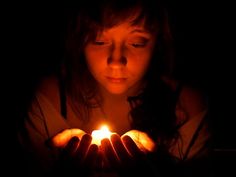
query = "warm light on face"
(84, 21, 155, 95)
(91, 125, 112, 146)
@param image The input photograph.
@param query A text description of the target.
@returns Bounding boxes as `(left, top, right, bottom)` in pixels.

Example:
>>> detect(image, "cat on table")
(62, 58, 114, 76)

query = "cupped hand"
(122, 129, 156, 153)
(100, 133, 145, 171)
(100, 130, 158, 176)
(49, 129, 101, 175)
(50, 128, 86, 148)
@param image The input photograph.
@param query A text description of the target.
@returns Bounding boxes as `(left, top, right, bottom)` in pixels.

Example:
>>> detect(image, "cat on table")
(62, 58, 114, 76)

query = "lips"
(106, 76, 127, 83)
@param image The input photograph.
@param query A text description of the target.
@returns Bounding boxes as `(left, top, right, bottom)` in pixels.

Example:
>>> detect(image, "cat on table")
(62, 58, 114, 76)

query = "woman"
(17, 0, 212, 176)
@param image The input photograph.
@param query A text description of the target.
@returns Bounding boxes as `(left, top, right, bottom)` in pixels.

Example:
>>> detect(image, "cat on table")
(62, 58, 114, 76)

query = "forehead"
(100, 10, 146, 29)
(99, 20, 150, 36)
(85, 11, 157, 41)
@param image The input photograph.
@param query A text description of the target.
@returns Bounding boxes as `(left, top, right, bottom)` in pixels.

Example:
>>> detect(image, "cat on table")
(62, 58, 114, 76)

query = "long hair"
(62, 0, 178, 148)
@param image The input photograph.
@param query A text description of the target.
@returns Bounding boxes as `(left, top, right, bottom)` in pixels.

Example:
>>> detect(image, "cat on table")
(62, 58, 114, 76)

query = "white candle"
(91, 125, 112, 146)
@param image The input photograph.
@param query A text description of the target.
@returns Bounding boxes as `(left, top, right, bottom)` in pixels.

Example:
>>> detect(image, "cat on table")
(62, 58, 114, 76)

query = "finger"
(101, 138, 119, 168)
(75, 134, 92, 163)
(110, 134, 131, 164)
(51, 129, 72, 147)
(50, 128, 86, 148)
(70, 128, 86, 140)
(83, 144, 99, 168)
(63, 136, 80, 157)
(95, 151, 103, 170)
(122, 135, 143, 159)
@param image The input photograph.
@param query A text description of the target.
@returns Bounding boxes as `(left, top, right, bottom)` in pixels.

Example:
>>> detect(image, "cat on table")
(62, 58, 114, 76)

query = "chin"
(105, 85, 128, 95)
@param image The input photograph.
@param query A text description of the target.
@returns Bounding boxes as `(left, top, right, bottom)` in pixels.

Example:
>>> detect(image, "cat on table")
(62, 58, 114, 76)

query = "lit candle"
(91, 125, 112, 146)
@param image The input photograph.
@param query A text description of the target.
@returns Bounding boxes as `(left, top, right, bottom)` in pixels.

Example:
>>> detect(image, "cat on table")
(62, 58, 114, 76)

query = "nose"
(107, 43, 127, 67)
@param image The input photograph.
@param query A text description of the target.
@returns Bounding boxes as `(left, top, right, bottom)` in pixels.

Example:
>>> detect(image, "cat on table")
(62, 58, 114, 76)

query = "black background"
(2, 0, 235, 176)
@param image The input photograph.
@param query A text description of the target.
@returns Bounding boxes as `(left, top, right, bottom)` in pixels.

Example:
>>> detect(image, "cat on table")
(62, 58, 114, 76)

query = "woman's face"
(84, 21, 156, 95)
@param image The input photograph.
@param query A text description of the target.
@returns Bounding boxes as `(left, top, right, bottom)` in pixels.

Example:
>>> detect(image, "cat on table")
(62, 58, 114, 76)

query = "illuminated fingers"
(83, 144, 99, 169)
(121, 135, 143, 159)
(110, 134, 132, 164)
(101, 138, 120, 168)
(63, 136, 80, 157)
(75, 134, 92, 164)
(123, 130, 156, 152)
(51, 128, 86, 148)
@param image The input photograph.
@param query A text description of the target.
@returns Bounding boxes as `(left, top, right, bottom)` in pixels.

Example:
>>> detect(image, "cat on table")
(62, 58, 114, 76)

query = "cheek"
(86, 58, 103, 76)
(128, 51, 152, 76)
(85, 45, 109, 59)
(85, 47, 106, 72)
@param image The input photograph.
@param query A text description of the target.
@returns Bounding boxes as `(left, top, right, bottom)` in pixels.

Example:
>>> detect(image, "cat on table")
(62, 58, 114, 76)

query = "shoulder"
(35, 74, 61, 112)
(163, 77, 211, 160)
(162, 75, 208, 118)
(178, 84, 208, 119)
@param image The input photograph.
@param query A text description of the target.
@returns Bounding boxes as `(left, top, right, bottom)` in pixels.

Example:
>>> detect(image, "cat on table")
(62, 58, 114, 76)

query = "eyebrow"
(130, 29, 150, 35)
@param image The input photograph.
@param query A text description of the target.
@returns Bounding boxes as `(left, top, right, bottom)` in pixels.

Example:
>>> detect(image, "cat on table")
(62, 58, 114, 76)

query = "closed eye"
(93, 41, 107, 45)
(128, 37, 149, 48)
(131, 43, 147, 48)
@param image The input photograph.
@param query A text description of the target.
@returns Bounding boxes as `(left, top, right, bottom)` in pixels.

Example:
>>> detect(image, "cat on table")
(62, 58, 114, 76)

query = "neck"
(93, 86, 132, 134)
(97, 80, 145, 105)
(97, 86, 128, 106)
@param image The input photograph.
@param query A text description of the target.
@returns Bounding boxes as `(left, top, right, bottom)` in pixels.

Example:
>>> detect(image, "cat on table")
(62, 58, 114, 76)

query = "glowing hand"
(51, 128, 86, 148)
(50, 129, 100, 174)
(100, 133, 143, 170)
(122, 129, 156, 153)
(100, 130, 157, 175)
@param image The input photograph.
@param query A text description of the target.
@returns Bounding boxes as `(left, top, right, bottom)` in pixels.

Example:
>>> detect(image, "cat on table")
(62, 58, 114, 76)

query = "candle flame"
(91, 125, 112, 146)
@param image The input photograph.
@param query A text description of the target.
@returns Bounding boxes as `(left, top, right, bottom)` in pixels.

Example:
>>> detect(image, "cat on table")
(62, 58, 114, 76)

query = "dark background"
(2, 0, 235, 176)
